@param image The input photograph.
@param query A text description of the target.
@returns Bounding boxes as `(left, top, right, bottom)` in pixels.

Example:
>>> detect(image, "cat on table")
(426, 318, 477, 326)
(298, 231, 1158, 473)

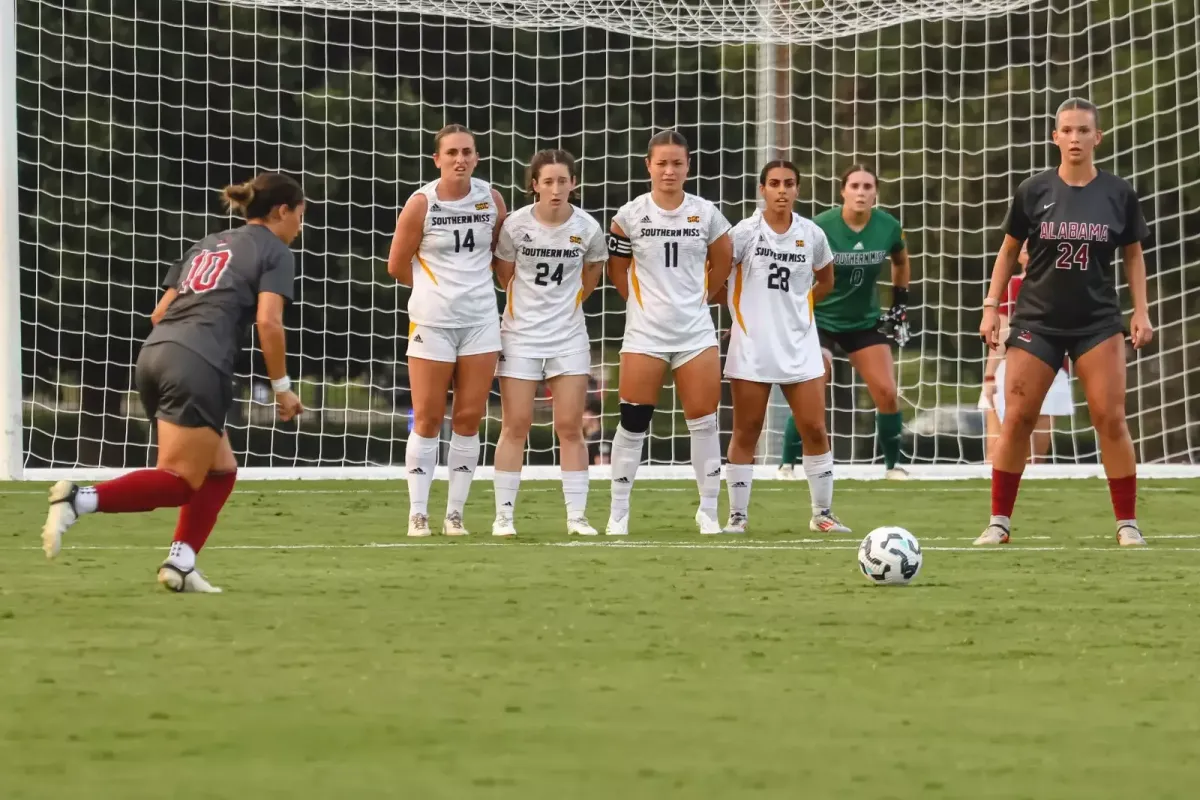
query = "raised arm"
(387, 193, 428, 285)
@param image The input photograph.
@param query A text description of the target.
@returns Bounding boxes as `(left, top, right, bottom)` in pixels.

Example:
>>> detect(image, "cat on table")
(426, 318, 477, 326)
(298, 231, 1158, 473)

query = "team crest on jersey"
(687, 215, 700, 223)
(475, 202, 490, 211)
(569, 235, 583, 244)
(795, 239, 805, 247)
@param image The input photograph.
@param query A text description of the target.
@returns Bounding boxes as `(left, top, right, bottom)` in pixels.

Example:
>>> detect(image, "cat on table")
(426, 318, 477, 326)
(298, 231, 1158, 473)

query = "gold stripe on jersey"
(506, 276, 515, 318)
(630, 260, 644, 307)
(408, 321, 417, 338)
(575, 288, 584, 310)
(731, 263, 748, 334)
(416, 254, 438, 285)
(807, 290, 815, 323)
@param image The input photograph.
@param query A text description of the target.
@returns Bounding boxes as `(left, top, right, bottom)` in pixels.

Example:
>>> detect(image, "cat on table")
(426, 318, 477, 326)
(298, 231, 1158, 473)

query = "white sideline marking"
(0, 485, 1190, 496)
(10, 541, 1200, 554)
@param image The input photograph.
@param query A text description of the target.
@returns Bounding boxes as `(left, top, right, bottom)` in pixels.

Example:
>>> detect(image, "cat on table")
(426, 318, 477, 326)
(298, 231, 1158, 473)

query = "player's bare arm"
(581, 261, 604, 301)
(386, 192, 428, 285)
(493, 256, 516, 288)
(607, 221, 632, 301)
(150, 288, 178, 326)
(256, 291, 303, 421)
(890, 246, 911, 289)
(490, 188, 508, 250)
(704, 232, 733, 302)
(1123, 241, 1153, 348)
(980, 234, 1022, 349)
(811, 262, 834, 304)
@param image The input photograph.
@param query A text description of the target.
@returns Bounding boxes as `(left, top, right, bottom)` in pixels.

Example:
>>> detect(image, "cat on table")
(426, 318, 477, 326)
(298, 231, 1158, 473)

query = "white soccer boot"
(973, 524, 1011, 545)
(567, 516, 599, 536)
(605, 510, 630, 536)
(407, 513, 432, 538)
(1117, 524, 1147, 547)
(42, 480, 82, 560)
(809, 510, 852, 534)
(776, 464, 797, 480)
(157, 564, 223, 594)
(695, 509, 722, 535)
(443, 511, 470, 537)
(723, 512, 748, 534)
(885, 467, 910, 481)
(491, 514, 518, 538)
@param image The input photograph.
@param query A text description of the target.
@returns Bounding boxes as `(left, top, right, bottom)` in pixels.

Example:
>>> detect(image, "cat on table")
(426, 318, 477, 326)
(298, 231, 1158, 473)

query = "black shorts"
(1005, 324, 1124, 372)
(136, 342, 233, 433)
(818, 326, 890, 355)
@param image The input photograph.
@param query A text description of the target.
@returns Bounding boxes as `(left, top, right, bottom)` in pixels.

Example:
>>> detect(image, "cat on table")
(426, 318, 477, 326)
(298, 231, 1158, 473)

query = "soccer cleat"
(491, 514, 517, 538)
(157, 564, 222, 594)
(885, 467, 910, 481)
(567, 516, 599, 536)
(1117, 524, 1147, 547)
(973, 524, 1011, 545)
(443, 511, 470, 537)
(41, 480, 81, 560)
(809, 511, 852, 534)
(776, 464, 797, 480)
(723, 512, 748, 534)
(695, 509, 722, 535)
(407, 513, 432, 538)
(605, 512, 629, 536)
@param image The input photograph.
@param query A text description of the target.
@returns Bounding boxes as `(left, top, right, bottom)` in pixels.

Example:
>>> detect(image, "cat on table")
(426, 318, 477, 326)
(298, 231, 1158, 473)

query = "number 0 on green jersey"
(812, 207, 905, 333)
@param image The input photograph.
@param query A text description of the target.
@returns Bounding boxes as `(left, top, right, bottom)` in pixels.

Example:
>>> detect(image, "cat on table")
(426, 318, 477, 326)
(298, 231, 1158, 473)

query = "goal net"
(10, 0, 1200, 480)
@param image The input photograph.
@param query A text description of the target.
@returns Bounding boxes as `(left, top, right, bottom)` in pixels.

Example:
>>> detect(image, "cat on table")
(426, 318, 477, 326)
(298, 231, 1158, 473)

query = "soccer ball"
(858, 526, 923, 585)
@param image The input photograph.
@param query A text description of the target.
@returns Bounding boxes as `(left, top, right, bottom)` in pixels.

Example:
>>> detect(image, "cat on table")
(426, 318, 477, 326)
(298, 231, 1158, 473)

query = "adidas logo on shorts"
(498, 353, 506, 361)
(412, 334, 423, 343)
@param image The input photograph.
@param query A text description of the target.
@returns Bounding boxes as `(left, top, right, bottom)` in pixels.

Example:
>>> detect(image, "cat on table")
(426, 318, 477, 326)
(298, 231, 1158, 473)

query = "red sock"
(1107, 474, 1137, 521)
(991, 468, 1023, 518)
(96, 469, 194, 513)
(174, 471, 237, 554)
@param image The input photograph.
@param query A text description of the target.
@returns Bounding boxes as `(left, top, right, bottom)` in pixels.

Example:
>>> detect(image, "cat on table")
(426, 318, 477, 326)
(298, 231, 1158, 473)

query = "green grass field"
(3, 478, 1200, 799)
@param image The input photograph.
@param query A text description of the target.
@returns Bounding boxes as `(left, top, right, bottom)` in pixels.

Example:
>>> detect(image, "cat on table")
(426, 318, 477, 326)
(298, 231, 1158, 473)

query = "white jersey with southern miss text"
(495, 204, 607, 358)
(613, 192, 731, 354)
(725, 210, 833, 383)
(408, 177, 499, 328)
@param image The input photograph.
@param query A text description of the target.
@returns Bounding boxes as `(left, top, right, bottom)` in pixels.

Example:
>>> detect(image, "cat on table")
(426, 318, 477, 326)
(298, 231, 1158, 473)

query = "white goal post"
(7, 0, 1200, 481)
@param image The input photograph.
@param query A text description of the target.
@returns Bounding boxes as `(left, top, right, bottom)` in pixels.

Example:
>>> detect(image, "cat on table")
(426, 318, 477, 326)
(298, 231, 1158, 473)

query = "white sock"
(494, 470, 521, 517)
(166, 541, 196, 571)
(726, 463, 754, 517)
(561, 469, 589, 518)
(803, 450, 834, 514)
(404, 432, 439, 516)
(687, 413, 721, 518)
(1116, 518, 1138, 530)
(75, 486, 98, 515)
(446, 432, 481, 517)
(990, 514, 1012, 530)
(609, 425, 646, 519)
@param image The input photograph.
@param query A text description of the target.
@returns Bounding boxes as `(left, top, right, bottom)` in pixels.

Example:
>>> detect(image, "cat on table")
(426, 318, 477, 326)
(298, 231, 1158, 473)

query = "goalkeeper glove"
(878, 286, 911, 346)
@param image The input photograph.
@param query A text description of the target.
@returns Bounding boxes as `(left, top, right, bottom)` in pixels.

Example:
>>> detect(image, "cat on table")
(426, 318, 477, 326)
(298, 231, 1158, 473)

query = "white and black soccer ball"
(858, 526, 923, 586)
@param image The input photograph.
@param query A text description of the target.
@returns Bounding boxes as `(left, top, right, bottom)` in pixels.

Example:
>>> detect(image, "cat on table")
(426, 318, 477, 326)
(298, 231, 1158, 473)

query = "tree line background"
(14, 0, 1200, 468)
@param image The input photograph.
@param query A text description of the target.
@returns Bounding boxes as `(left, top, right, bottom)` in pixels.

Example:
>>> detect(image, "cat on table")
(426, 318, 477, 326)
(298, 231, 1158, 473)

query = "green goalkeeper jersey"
(812, 207, 906, 332)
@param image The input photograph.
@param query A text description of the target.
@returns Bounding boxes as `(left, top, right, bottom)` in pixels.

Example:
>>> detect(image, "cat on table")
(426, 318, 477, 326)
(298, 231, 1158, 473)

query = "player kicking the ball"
(721, 161, 849, 534)
(605, 130, 733, 535)
(491, 149, 607, 537)
(41, 173, 307, 592)
(976, 98, 1152, 547)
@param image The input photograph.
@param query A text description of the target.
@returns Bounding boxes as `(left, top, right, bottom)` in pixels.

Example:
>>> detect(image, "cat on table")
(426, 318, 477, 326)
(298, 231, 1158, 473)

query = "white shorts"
(724, 328, 825, 385)
(977, 359, 1073, 420)
(406, 319, 501, 363)
(496, 350, 590, 381)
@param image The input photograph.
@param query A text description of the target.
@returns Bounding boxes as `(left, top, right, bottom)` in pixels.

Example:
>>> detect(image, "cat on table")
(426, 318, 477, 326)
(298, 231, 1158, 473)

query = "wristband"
(982, 298, 999, 309)
(271, 376, 292, 394)
(983, 375, 996, 383)
(893, 286, 909, 306)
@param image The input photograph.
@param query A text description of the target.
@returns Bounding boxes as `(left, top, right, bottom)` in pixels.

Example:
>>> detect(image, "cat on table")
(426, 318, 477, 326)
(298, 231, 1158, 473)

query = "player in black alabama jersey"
(976, 98, 1152, 547)
(41, 173, 306, 591)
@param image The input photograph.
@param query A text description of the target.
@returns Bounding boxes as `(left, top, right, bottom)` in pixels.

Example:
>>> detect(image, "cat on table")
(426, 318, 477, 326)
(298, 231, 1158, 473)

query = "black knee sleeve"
(619, 401, 655, 434)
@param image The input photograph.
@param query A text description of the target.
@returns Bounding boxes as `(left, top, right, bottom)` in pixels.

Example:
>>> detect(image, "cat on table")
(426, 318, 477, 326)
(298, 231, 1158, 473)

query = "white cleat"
(567, 516, 599, 536)
(1117, 524, 1147, 547)
(723, 512, 748, 534)
(157, 564, 223, 594)
(443, 511, 470, 537)
(696, 509, 723, 535)
(605, 512, 629, 536)
(885, 467, 910, 481)
(42, 480, 81, 560)
(407, 513, 432, 538)
(776, 464, 798, 480)
(809, 511, 852, 534)
(491, 514, 518, 538)
(973, 524, 1011, 546)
